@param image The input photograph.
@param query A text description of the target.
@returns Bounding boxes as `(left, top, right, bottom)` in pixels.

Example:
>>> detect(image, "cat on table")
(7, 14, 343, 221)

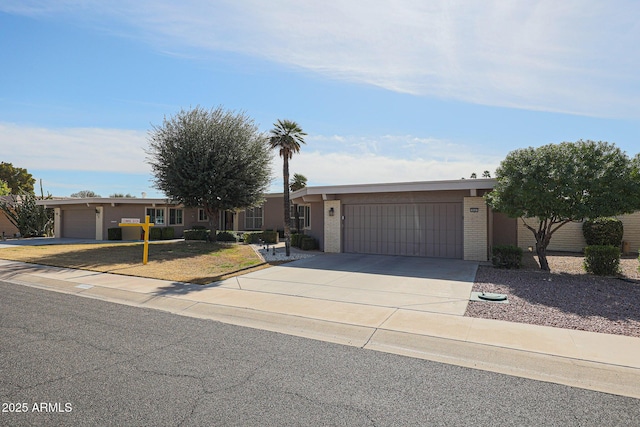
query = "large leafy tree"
(486, 140, 640, 271)
(269, 120, 306, 256)
(147, 106, 273, 241)
(0, 162, 35, 194)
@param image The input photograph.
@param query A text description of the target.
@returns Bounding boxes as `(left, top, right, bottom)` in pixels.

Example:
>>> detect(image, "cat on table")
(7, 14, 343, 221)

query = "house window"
(291, 205, 310, 230)
(244, 206, 263, 230)
(198, 209, 208, 222)
(146, 208, 165, 225)
(169, 208, 183, 225)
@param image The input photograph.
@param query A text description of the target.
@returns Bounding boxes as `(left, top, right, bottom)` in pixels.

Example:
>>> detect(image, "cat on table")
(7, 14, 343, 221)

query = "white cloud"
(0, 122, 149, 173)
(6, 0, 636, 118)
(270, 134, 501, 189)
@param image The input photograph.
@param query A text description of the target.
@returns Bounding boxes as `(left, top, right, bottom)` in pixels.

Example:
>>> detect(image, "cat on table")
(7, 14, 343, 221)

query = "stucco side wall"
(517, 212, 640, 253)
(262, 196, 284, 231)
(0, 211, 19, 238)
(463, 197, 488, 261)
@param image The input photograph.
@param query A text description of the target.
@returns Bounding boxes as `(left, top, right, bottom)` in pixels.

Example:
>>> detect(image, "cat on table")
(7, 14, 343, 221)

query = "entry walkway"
(1, 256, 639, 399)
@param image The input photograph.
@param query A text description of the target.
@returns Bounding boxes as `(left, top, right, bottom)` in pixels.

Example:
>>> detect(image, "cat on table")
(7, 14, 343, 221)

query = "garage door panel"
(344, 202, 462, 259)
(62, 209, 95, 239)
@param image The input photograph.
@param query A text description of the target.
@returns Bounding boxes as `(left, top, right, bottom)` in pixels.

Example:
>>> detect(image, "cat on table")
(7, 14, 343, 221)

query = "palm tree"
(269, 120, 306, 256)
(290, 173, 308, 232)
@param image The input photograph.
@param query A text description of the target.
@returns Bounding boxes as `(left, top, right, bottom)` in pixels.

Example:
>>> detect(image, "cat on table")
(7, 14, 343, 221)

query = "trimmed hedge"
(107, 227, 122, 241)
(243, 232, 262, 244)
(261, 230, 278, 244)
(491, 245, 523, 269)
(291, 233, 303, 248)
(299, 236, 318, 251)
(582, 217, 623, 247)
(161, 227, 175, 240)
(216, 231, 237, 242)
(184, 229, 210, 241)
(584, 245, 620, 276)
(149, 227, 163, 240)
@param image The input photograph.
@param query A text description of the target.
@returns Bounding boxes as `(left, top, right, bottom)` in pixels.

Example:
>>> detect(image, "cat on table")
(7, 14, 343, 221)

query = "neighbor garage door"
(62, 208, 95, 239)
(343, 203, 463, 258)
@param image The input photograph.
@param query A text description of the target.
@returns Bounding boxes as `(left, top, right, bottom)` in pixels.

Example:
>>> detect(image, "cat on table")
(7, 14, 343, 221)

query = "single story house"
(37, 193, 287, 241)
(37, 178, 640, 261)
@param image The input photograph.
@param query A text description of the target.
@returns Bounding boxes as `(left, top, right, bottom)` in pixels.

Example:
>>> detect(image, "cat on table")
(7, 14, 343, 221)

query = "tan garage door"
(62, 208, 95, 239)
(343, 203, 463, 258)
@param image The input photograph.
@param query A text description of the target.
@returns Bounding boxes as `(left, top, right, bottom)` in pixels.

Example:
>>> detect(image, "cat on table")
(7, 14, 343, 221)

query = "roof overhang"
(36, 198, 180, 208)
(290, 179, 496, 204)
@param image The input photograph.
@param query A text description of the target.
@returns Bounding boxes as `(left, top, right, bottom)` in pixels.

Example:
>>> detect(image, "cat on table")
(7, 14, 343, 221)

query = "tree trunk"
(283, 157, 291, 256)
(207, 208, 219, 242)
(536, 241, 550, 272)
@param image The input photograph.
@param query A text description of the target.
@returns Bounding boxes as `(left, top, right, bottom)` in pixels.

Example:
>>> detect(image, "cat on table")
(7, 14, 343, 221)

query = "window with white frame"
(244, 206, 263, 230)
(146, 207, 165, 225)
(198, 209, 208, 222)
(168, 208, 183, 225)
(291, 205, 310, 229)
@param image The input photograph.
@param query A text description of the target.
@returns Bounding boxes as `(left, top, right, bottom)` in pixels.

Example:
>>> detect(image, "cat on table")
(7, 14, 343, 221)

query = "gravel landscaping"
(465, 252, 640, 338)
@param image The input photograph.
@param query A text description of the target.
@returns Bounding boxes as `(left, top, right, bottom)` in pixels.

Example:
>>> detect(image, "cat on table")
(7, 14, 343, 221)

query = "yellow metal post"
(118, 215, 155, 265)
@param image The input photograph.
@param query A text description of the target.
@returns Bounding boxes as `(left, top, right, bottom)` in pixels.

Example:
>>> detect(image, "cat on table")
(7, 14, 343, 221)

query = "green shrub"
(161, 227, 175, 240)
(291, 233, 303, 248)
(191, 225, 207, 230)
(149, 227, 163, 240)
(184, 229, 210, 241)
(261, 230, 278, 244)
(243, 232, 262, 244)
(582, 217, 623, 247)
(107, 227, 122, 241)
(216, 231, 237, 242)
(584, 245, 620, 276)
(300, 236, 318, 251)
(491, 245, 523, 269)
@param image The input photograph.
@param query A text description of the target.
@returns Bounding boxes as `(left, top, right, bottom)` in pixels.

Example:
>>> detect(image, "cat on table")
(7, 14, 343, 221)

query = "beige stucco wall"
(463, 197, 488, 261)
(0, 211, 20, 238)
(323, 200, 341, 253)
(517, 212, 640, 253)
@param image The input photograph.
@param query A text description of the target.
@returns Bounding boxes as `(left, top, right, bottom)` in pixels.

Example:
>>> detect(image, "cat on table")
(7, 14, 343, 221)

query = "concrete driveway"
(217, 253, 479, 316)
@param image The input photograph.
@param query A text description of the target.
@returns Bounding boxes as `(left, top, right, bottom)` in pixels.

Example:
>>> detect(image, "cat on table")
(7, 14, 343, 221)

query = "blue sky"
(1, 1, 639, 198)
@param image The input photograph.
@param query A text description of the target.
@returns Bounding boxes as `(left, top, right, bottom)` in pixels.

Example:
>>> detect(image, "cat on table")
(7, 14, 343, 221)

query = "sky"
(1, 0, 639, 198)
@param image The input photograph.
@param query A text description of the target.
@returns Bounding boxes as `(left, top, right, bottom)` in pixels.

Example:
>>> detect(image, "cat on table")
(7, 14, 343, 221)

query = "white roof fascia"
(291, 179, 496, 199)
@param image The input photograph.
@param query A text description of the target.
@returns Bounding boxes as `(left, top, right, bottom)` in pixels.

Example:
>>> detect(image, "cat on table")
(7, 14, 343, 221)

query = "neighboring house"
(37, 194, 288, 240)
(36, 179, 640, 261)
(0, 196, 20, 238)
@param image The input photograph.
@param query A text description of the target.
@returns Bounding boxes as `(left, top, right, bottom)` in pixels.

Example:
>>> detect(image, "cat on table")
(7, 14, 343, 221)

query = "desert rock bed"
(465, 252, 640, 338)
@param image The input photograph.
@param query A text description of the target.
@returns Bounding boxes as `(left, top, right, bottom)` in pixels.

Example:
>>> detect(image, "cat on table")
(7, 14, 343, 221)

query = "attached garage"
(61, 208, 95, 239)
(343, 203, 463, 258)
(291, 179, 497, 262)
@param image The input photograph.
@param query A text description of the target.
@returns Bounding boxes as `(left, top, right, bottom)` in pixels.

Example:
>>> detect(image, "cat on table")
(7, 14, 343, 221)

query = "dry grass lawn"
(0, 241, 266, 284)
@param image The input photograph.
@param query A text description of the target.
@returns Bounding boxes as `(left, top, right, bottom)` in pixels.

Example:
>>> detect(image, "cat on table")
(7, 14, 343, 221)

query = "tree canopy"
(290, 173, 307, 192)
(0, 162, 35, 194)
(486, 140, 640, 271)
(0, 180, 10, 196)
(70, 190, 101, 198)
(146, 106, 273, 240)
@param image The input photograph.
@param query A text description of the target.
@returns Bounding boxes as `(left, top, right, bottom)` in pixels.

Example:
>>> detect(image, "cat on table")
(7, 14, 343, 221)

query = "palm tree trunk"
(283, 157, 291, 256)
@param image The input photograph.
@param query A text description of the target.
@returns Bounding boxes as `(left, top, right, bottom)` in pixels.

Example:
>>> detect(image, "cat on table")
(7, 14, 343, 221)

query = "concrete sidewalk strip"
(2, 257, 640, 399)
(180, 302, 376, 347)
(365, 329, 640, 400)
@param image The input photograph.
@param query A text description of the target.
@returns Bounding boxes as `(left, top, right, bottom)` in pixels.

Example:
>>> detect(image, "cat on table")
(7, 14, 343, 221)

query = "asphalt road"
(1, 281, 638, 426)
